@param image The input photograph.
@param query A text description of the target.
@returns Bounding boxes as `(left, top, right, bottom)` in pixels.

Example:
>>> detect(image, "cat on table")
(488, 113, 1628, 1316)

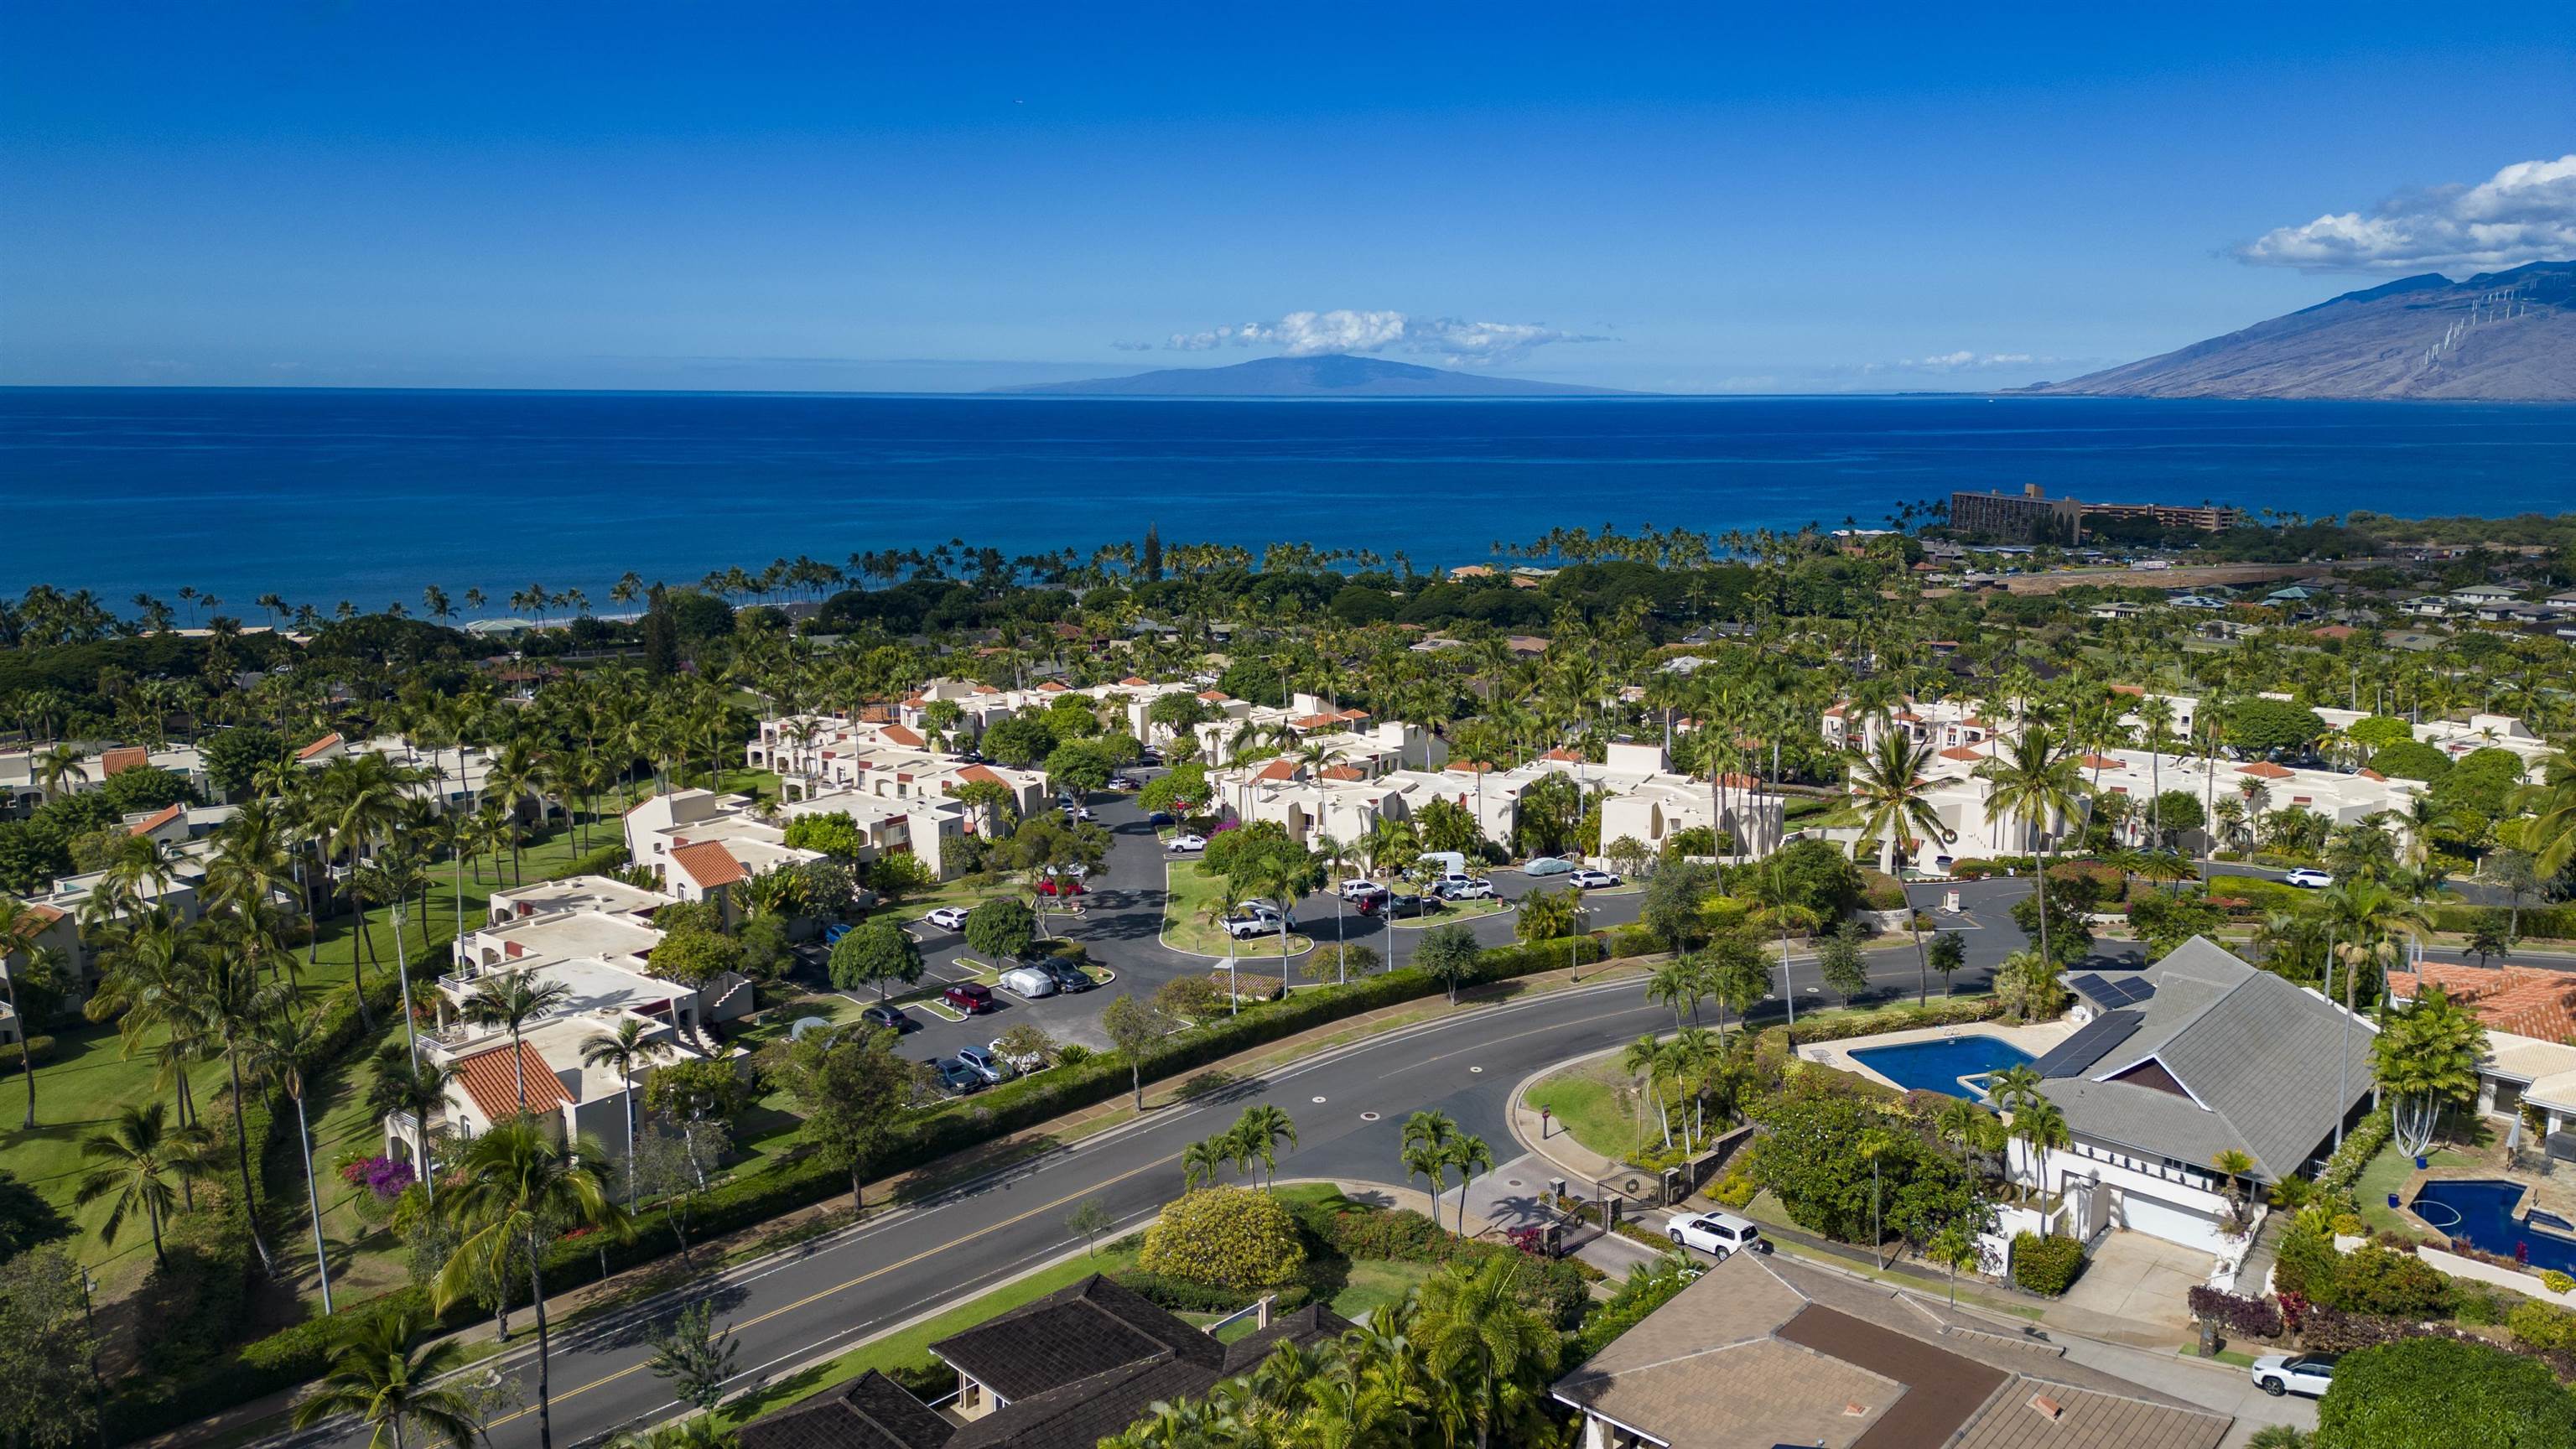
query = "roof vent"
(1843, 1402, 1869, 1417)
(2029, 1393, 2064, 1420)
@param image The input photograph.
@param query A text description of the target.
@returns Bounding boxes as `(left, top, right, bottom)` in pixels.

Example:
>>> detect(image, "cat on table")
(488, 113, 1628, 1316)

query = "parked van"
(1419, 850, 1468, 880)
(999, 965, 1058, 999)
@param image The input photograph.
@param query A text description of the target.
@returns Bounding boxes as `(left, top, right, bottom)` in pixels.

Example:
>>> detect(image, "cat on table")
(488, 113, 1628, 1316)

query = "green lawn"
(1526, 1057, 1647, 1163)
(1161, 861, 1311, 958)
(2, 810, 610, 1307)
(1385, 897, 1512, 930)
(1328, 1259, 1435, 1319)
(2356, 1139, 2474, 1235)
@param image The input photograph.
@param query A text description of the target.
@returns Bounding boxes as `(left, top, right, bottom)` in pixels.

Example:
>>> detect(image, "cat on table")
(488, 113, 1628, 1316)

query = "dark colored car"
(860, 1003, 913, 1031)
(925, 1057, 984, 1094)
(1148, 811, 1176, 827)
(1041, 959, 1096, 993)
(1367, 891, 1438, 918)
(944, 983, 996, 1015)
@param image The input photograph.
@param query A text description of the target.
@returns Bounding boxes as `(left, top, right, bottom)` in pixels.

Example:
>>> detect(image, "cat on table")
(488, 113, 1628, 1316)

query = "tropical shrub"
(2316, 1338, 2576, 1449)
(1138, 1187, 1306, 1292)
(2010, 1233, 2085, 1296)
(2542, 1270, 2576, 1296)
(2186, 1285, 2284, 1340)
(2507, 1300, 2576, 1352)
(2324, 1245, 2453, 1319)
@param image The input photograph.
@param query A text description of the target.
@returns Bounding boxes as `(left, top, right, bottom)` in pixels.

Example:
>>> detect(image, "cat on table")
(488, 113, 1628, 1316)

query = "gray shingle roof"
(737, 1370, 954, 1449)
(928, 1275, 1215, 1403)
(2039, 937, 2375, 1182)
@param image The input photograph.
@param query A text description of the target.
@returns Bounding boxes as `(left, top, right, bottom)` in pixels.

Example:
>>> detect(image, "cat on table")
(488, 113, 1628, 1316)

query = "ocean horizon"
(6, 386, 2575, 615)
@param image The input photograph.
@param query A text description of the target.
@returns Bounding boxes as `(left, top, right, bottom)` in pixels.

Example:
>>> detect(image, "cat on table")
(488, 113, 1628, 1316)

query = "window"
(2492, 1079, 2524, 1117)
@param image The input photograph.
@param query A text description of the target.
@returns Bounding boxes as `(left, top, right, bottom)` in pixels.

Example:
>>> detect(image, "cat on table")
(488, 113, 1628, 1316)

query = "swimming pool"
(2411, 1178, 2576, 1277)
(1847, 1035, 2036, 1098)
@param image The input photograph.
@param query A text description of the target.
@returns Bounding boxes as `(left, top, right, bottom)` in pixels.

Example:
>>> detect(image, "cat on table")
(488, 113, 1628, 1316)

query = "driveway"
(2042, 1230, 2210, 1346)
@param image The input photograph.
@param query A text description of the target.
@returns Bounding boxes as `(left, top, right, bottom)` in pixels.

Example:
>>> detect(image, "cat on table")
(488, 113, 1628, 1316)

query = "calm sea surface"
(4, 387, 2574, 612)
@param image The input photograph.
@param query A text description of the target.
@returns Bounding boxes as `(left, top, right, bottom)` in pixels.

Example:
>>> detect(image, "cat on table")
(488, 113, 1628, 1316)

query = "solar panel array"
(2033, 1008, 2144, 1079)
(2070, 972, 2155, 1008)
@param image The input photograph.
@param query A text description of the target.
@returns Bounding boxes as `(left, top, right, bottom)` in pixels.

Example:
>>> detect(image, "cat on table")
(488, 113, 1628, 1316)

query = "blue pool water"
(2411, 1179, 2576, 1277)
(1848, 1035, 2035, 1098)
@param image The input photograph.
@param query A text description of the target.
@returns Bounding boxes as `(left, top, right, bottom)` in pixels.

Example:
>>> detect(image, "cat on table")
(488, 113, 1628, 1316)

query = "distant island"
(2028, 259, 2576, 401)
(991, 352, 1636, 397)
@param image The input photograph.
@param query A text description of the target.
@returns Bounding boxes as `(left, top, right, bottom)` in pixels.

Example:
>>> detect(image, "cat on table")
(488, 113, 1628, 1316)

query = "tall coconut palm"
(0, 898, 60, 1127)
(245, 1003, 338, 1312)
(195, 933, 287, 1273)
(464, 973, 574, 1112)
(1848, 730, 1950, 877)
(74, 1101, 210, 1268)
(1400, 1109, 1460, 1214)
(353, 847, 434, 1061)
(433, 1119, 630, 1449)
(580, 1019, 672, 1208)
(1976, 723, 2085, 968)
(289, 1305, 482, 1449)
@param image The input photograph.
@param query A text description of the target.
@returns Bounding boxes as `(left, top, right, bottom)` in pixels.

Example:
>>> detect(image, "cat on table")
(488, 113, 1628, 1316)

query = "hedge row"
(1758, 995, 2006, 1049)
(179, 931, 1616, 1428)
(2316, 1110, 2394, 1197)
(2433, 903, 2576, 942)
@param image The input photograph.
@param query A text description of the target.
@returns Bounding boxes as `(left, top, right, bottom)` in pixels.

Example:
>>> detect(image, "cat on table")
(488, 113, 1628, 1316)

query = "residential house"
(1551, 1251, 2230, 1449)
(623, 789, 826, 899)
(2023, 939, 2376, 1254)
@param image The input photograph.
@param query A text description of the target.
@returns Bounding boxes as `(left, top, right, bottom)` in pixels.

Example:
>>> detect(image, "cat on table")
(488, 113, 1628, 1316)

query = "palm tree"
(247, 1003, 338, 1311)
(1400, 1109, 1460, 1215)
(74, 1101, 209, 1267)
(196, 934, 286, 1273)
(2375, 983, 2486, 1158)
(1233, 1104, 1297, 1190)
(433, 1119, 630, 1449)
(1618, 1032, 1670, 1148)
(367, 1044, 458, 1204)
(581, 1019, 672, 1208)
(1181, 1136, 1228, 1191)
(1645, 956, 1702, 1028)
(1976, 723, 2085, 967)
(1848, 730, 1950, 876)
(0, 898, 58, 1126)
(465, 973, 574, 1111)
(1442, 1134, 1495, 1237)
(289, 1306, 482, 1449)
(353, 846, 434, 1060)
(1412, 1254, 1556, 1449)
(2012, 1097, 2072, 1232)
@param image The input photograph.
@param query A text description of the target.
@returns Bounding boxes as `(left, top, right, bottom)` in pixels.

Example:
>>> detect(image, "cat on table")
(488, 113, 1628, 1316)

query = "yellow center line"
(481, 1144, 1185, 1427)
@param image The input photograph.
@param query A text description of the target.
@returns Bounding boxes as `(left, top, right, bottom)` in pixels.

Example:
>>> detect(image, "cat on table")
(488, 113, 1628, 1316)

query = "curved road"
(282, 937, 1992, 1449)
(277, 782, 2049, 1449)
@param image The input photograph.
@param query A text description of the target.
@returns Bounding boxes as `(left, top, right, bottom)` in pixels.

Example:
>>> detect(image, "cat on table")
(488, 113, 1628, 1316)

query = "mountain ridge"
(989, 353, 1633, 397)
(2027, 260, 2576, 400)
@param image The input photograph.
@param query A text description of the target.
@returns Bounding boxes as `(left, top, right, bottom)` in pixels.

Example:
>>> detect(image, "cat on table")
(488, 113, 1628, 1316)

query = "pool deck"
(1800, 1019, 2076, 1094)
(2399, 1163, 2576, 1244)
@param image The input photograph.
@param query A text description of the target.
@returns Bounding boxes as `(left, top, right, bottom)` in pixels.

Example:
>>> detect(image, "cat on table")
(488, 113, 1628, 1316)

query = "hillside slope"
(992, 353, 1632, 397)
(2028, 261, 2576, 400)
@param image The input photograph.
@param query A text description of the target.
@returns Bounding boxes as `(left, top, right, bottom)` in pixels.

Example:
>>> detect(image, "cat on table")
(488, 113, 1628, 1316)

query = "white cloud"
(1854, 351, 2054, 375)
(2236, 154, 2576, 273)
(1161, 309, 1606, 365)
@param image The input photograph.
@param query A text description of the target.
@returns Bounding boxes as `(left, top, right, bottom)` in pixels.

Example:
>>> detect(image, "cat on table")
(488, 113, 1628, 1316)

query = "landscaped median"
(1161, 859, 1313, 958)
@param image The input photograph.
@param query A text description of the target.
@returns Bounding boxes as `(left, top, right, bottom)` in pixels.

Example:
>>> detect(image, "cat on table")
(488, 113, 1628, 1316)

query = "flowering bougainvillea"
(338, 1155, 417, 1200)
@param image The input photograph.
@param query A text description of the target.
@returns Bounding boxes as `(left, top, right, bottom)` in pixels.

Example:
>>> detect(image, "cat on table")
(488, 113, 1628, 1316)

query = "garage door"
(2118, 1190, 2228, 1254)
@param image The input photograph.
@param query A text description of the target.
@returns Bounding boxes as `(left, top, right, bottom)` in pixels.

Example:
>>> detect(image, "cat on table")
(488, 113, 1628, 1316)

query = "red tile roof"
(2079, 755, 2126, 771)
(878, 724, 927, 749)
(1252, 759, 1300, 782)
(295, 732, 343, 761)
(1543, 747, 1585, 762)
(1938, 746, 1984, 762)
(953, 764, 1010, 787)
(668, 839, 748, 891)
(2109, 684, 2145, 697)
(1291, 713, 1343, 730)
(3, 902, 65, 944)
(129, 803, 184, 837)
(1320, 765, 1366, 782)
(1197, 690, 1230, 703)
(2237, 761, 2293, 779)
(455, 1041, 572, 1122)
(97, 746, 150, 776)
(1038, 680, 1070, 692)
(1337, 709, 1370, 720)
(2358, 768, 2387, 782)
(1119, 676, 1150, 687)
(2393, 962, 2576, 1042)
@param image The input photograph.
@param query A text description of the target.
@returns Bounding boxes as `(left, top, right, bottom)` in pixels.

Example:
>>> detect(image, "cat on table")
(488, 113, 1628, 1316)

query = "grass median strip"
(1161, 860, 1313, 957)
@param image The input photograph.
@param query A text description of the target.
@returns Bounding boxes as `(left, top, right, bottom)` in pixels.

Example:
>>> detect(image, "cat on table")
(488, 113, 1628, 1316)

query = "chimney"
(2029, 1394, 2064, 1421)
(1843, 1402, 1869, 1417)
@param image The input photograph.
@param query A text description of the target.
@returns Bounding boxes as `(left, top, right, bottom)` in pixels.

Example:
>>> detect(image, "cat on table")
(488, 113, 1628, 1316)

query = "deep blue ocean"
(4, 387, 2575, 615)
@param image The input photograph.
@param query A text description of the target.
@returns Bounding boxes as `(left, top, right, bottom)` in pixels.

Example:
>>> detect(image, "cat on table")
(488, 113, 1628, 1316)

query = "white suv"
(1667, 1211, 1768, 1261)
(1339, 879, 1389, 902)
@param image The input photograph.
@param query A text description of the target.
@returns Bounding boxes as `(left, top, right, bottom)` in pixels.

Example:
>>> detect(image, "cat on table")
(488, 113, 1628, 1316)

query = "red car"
(1036, 877, 1087, 897)
(944, 983, 995, 1015)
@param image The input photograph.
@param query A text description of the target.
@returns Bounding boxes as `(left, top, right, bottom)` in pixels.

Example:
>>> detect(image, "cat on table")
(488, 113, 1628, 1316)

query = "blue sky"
(5, 2, 2573, 393)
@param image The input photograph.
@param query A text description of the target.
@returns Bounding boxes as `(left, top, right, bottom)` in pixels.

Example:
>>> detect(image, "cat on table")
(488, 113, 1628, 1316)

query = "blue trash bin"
(2388, 1193, 2402, 1209)
(2416, 1156, 2428, 1170)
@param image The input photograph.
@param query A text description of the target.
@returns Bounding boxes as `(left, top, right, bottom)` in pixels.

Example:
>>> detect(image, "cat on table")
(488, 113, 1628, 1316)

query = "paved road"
(2202, 858, 2513, 908)
(283, 921, 2018, 1449)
